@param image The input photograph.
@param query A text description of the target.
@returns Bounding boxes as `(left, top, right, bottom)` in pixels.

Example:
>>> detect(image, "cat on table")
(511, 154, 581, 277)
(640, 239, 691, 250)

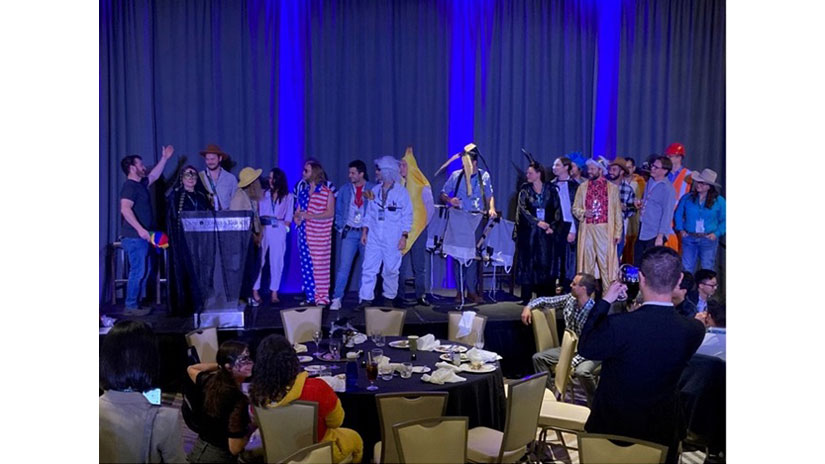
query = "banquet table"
(305, 336, 507, 463)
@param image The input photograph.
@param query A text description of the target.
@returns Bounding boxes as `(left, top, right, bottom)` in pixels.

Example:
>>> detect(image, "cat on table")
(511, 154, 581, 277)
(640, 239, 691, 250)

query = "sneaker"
(248, 297, 260, 307)
(124, 306, 152, 317)
(329, 298, 342, 311)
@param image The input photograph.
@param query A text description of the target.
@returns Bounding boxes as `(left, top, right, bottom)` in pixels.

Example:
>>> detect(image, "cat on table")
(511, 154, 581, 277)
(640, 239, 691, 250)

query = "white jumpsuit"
(254, 192, 294, 292)
(358, 182, 413, 301)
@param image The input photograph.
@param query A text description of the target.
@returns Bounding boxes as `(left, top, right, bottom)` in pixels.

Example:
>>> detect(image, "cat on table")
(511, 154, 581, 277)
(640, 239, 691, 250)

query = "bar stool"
(109, 241, 169, 306)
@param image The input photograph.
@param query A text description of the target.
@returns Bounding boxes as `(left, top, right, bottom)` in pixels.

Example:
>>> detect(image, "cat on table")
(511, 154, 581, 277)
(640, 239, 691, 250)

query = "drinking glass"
(473, 330, 485, 350)
(400, 362, 413, 379)
(374, 332, 385, 347)
(312, 330, 323, 357)
(329, 340, 341, 361)
(379, 364, 393, 381)
(366, 351, 380, 391)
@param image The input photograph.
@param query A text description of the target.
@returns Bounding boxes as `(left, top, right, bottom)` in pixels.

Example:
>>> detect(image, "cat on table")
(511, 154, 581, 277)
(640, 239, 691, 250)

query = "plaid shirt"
(617, 179, 636, 220)
(528, 294, 595, 366)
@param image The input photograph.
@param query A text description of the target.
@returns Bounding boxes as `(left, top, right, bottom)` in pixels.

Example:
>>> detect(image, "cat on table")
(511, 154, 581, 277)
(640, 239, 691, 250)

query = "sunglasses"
(182, 171, 198, 179)
(234, 354, 253, 366)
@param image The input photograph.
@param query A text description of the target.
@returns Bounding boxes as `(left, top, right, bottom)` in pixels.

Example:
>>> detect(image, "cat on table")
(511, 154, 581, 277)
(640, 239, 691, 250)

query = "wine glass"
(312, 330, 323, 357)
(473, 330, 485, 351)
(366, 350, 380, 391)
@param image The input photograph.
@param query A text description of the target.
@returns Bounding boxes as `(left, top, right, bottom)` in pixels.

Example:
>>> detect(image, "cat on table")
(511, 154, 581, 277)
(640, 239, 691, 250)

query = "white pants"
(254, 225, 287, 292)
(359, 234, 402, 301)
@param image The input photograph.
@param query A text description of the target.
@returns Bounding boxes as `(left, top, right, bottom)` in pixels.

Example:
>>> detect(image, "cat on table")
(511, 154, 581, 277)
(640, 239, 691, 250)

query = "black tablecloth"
(307, 336, 507, 463)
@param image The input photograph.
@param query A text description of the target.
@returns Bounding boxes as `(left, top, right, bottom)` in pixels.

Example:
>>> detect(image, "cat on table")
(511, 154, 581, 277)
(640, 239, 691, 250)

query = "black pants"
(634, 237, 656, 266)
(520, 283, 556, 305)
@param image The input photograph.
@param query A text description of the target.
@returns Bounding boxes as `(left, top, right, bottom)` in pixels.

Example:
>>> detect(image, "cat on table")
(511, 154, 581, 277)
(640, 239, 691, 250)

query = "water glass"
(379, 364, 393, 381)
(373, 332, 385, 347)
(329, 340, 341, 360)
(312, 330, 323, 356)
(474, 330, 485, 350)
(400, 362, 413, 379)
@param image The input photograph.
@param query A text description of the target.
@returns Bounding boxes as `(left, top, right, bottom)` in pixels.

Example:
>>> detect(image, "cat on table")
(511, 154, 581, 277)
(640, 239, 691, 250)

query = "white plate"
(304, 365, 326, 374)
(298, 356, 313, 363)
(388, 340, 409, 349)
(434, 344, 468, 353)
(461, 363, 497, 374)
(439, 353, 469, 362)
(411, 366, 431, 374)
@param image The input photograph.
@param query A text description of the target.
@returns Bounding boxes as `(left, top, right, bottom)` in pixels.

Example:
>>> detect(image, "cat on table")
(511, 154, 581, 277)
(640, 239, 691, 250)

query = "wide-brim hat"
(200, 144, 230, 159)
(690, 168, 720, 187)
(609, 156, 631, 175)
(238, 167, 262, 188)
(585, 158, 607, 174)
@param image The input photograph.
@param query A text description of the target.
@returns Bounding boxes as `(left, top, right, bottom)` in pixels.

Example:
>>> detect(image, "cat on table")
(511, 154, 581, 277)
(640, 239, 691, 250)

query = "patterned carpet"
(163, 380, 712, 464)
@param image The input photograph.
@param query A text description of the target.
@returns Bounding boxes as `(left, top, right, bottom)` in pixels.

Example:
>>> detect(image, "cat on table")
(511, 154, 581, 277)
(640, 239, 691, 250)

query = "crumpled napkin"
(422, 363, 467, 384)
(319, 374, 346, 392)
(417, 334, 440, 351)
(293, 343, 308, 353)
(467, 347, 502, 363)
(457, 311, 477, 338)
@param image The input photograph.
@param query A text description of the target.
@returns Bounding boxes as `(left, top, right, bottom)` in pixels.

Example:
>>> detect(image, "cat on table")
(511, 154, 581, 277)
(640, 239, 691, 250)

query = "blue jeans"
(682, 234, 719, 272)
(399, 232, 426, 299)
(333, 229, 365, 299)
(122, 237, 150, 308)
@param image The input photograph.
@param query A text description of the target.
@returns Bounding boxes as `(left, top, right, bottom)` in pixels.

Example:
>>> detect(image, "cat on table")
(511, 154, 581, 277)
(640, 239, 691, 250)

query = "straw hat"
(238, 167, 262, 188)
(690, 168, 720, 187)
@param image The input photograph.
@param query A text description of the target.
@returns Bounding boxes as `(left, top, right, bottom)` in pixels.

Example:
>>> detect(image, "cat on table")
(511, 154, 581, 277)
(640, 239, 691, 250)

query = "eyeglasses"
(699, 282, 718, 288)
(182, 171, 198, 179)
(651, 165, 664, 170)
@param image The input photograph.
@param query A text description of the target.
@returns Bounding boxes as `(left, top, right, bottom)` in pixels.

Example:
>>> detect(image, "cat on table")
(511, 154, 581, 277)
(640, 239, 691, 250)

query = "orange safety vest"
(666, 167, 691, 253)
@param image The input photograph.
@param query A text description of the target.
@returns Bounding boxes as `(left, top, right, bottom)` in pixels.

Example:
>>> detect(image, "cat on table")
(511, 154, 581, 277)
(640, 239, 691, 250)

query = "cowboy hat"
(690, 168, 721, 187)
(238, 167, 262, 188)
(609, 156, 631, 175)
(199, 144, 230, 158)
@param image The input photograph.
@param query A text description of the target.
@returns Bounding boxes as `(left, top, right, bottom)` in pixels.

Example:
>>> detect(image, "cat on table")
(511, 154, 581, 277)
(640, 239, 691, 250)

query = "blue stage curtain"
(616, 0, 726, 188)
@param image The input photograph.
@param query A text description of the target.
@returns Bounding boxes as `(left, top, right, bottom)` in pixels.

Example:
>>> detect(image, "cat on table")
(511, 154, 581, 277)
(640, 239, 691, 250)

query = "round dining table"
(304, 336, 507, 463)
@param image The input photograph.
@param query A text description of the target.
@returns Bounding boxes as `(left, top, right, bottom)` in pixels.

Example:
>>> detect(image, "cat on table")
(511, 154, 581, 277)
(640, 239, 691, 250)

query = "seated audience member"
(249, 335, 364, 463)
(100, 320, 186, 463)
(521, 272, 600, 405)
(695, 301, 726, 361)
(693, 269, 719, 313)
(186, 341, 255, 463)
(579, 247, 705, 464)
(673, 271, 698, 318)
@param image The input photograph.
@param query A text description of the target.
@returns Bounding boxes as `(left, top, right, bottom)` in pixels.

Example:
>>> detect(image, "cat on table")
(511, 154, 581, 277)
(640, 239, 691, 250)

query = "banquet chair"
(531, 308, 559, 353)
(393, 417, 468, 464)
(577, 433, 668, 464)
(466, 372, 547, 463)
(283, 442, 334, 464)
(365, 308, 407, 337)
(185, 327, 219, 364)
(536, 329, 590, 458)
(447, 311, 488, 346)
(254, 401, 318, 464)
(281, 306, 323, 345)
(374, 392, 449, 464)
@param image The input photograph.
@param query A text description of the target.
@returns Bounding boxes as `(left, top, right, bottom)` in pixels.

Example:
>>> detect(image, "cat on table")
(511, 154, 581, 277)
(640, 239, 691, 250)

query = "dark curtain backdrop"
(99, 0, 725, 301)
(616, 0, 726, 191)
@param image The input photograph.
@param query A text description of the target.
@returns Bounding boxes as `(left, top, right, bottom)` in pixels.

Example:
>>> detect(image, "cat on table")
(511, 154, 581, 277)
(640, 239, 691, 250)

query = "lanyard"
(204, 169, 222, 209)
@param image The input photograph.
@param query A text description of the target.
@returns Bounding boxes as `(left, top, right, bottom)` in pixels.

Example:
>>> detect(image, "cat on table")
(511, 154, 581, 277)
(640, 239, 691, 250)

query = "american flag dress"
(296, 183, 333, 304)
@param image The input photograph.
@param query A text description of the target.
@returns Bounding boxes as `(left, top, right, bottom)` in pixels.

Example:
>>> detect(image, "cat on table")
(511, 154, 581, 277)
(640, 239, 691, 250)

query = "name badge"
(354, 211, 362, 224)
(378, 209, 385, 221)
(536, 208, 546, 221)
(695, 219, 705, 234)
